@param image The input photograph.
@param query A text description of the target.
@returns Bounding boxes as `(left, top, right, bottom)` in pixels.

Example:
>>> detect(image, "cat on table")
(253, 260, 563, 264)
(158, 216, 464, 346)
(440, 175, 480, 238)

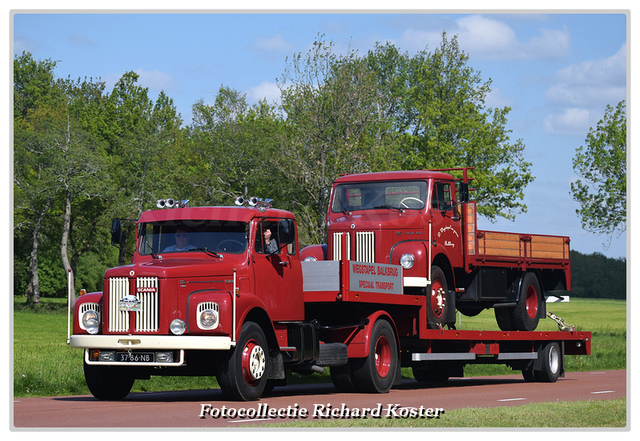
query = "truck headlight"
(170, 319, 186, 335)
(400, 253, 415, 269)
(82, 310, 100, 335)
(197, 302, 219, 330)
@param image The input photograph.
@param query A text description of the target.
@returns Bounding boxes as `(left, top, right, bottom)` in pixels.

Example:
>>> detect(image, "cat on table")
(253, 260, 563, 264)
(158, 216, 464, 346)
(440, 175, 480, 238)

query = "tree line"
(13, 32, 613, 305)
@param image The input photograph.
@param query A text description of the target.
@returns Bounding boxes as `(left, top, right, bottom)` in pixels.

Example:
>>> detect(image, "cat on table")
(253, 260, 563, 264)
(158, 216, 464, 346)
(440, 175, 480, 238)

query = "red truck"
(69, 169, 590, 402)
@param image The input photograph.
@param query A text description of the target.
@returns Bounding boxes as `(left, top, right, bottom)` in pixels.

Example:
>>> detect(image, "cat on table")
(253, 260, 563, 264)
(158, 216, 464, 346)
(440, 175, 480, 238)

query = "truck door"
(430, 180, 463, 268)
(252, 218, 304, 321)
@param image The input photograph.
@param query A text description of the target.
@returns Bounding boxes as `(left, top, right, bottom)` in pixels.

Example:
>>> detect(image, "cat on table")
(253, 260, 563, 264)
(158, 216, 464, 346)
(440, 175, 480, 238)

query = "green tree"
(366, 34, 534, 221)
(571, 101, 626, 248)
(188, 86, 283, 206)
(277, 37, 398, 243)
(13, 52, 64, 304)
(99, 72, 184, 264)
(56, 76, 111, 305)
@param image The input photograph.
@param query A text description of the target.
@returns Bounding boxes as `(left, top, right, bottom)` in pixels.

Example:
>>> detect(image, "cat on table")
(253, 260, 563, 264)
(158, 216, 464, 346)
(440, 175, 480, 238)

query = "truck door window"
(432, 182, 453, 211)
(256, 221, 280, 254)
(256, 220, 297, 255)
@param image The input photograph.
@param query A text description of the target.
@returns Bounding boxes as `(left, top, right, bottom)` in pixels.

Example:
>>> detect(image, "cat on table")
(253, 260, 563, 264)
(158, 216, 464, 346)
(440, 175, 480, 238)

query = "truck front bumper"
(69, 334, 234, 350)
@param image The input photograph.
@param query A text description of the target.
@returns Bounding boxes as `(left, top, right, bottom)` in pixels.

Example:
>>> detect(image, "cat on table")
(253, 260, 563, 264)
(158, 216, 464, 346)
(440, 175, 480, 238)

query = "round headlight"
(400, 253, 415, 269)
(170, 319, 186, 335)
(199, 309, 219, 329)
(82, 310, 99, 335)
(303, 256, 318, 262)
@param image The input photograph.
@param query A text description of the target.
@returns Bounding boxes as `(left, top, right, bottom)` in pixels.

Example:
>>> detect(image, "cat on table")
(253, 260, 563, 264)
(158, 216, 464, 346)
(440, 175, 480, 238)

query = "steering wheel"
(400, 197, 424, 208)
(217, 239, 245, 253)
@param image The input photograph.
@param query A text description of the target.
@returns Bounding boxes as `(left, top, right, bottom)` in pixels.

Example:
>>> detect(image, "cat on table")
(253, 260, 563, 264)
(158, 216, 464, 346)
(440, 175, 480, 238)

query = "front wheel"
(216, 321, 269, 401)
(83, 362, 135, 400)
(350, 319, 398, 393)
(427, 266, 451, 329)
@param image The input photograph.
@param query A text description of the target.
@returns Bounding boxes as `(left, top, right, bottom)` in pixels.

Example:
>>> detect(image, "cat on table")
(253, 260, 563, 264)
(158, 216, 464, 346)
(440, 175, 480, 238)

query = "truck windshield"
(331, 181, 427, 213)
(138, 220, 248, 255)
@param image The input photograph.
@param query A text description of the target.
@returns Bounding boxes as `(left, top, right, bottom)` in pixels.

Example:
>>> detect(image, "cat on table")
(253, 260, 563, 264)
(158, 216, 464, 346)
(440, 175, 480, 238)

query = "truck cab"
(71, 199, 316, 401)
(302, 168, 571, 332)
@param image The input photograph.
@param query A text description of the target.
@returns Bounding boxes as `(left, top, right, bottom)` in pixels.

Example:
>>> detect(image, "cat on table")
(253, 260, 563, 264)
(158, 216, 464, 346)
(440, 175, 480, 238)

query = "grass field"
(13, 296, 626, 399)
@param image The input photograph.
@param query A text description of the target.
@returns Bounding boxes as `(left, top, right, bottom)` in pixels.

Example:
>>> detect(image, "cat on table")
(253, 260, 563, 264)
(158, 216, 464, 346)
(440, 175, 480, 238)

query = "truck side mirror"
(111, 219, 123, 246)
(277, 219, 296, 245)
(459, 183, 469, 203)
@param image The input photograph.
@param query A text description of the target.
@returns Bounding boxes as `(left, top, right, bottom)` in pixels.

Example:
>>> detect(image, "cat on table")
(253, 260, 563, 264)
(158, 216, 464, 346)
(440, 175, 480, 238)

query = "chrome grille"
(108, 277, 159, 333)
(108, 277, 130, 332)
(135, 277, 159, 332)
(332, 231, 375, 263)
(356, 231, 375, 262)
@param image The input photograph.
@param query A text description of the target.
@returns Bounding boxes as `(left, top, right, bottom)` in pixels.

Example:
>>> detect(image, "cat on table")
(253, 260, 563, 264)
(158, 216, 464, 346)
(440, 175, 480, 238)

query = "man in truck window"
(163, 228, 196, 252)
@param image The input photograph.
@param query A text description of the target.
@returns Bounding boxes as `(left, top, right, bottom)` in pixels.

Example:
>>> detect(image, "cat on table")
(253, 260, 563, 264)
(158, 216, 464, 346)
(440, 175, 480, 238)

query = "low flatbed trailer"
(301, 247, 590, 391)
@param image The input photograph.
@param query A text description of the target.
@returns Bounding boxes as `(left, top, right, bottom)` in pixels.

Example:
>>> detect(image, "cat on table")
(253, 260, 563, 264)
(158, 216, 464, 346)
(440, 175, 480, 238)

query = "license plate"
(116, 352, 154, 363)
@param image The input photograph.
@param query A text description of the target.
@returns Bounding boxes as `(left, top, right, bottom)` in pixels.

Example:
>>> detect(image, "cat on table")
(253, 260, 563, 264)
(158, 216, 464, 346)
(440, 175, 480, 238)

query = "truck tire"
(350, 319, 398, 393)
(330, 363, 357, 393)
(83, 362, 135, 400)
(427, 266, 450, 329)
(216, 321, 269, 401)
(522, 341, 562, 382)
(512, 272, 542, 331)
(536, 342, 562, 382)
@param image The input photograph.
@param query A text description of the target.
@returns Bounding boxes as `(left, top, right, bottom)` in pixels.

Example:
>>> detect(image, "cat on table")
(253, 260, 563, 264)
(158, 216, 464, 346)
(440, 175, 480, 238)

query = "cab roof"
(137, 206, 295, 224)
(334, 170, 455, 184)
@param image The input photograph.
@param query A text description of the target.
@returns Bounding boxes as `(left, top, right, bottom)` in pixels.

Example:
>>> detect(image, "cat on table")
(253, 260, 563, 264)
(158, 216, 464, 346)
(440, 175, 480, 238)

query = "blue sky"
(11, 7, 630, 259)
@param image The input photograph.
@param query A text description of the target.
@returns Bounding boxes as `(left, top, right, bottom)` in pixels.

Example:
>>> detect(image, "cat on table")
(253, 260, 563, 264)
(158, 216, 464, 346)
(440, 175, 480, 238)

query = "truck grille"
(332, 231, 375, 262)
(108, 277, 159, 333)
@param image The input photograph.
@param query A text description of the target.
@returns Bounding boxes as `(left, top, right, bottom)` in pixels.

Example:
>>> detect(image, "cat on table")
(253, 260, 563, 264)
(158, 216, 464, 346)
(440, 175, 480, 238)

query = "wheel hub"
(242, 339, 266, 385)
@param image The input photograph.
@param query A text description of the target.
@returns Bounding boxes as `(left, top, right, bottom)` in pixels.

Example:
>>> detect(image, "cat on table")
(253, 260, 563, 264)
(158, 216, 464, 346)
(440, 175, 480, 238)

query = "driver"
(163, 229, 196, 252)
(264, 228, 278, 254)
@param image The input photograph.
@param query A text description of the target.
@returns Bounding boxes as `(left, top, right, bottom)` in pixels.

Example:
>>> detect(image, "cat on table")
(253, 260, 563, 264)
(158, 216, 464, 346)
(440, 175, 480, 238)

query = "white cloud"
(248, 34, 294, 57)
(246, 81, 281, 105)
(542, 107, 590, 135)
(398, 15, 571, 60)
(135, 68, 174, 92)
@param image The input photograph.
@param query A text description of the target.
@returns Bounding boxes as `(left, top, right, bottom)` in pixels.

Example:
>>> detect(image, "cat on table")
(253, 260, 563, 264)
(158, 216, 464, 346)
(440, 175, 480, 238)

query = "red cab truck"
(69, 171, 590, 401)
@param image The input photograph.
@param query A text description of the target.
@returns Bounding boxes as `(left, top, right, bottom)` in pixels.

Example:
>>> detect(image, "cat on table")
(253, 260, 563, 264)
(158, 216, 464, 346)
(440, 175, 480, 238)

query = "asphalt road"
(13, 370, 626, 429)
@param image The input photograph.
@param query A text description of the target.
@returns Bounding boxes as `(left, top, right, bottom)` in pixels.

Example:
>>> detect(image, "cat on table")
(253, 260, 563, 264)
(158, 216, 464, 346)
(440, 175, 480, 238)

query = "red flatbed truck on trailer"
(69, 170, 590, 401)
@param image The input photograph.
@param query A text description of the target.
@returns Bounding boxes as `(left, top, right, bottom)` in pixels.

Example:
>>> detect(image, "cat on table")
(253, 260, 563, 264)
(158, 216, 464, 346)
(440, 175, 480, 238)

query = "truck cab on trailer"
(301, 168, 571, 332)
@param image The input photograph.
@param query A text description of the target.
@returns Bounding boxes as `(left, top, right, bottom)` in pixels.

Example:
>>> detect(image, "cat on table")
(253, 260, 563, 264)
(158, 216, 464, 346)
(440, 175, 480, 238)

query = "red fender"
(346, 310, 399, 359)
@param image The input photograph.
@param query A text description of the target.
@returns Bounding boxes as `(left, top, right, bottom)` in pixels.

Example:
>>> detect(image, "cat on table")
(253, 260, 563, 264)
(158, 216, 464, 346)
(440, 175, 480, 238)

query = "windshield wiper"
(193, 247, 222, 258)
(374, 205, 405, 213)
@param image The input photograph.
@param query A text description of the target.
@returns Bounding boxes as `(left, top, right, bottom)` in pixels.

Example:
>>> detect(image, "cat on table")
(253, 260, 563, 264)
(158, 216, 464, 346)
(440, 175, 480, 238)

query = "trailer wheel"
(427, 266, 450, 329)
(83, 362, 135, 400)
(537, 342, 561, 382)
(351, 319, 398, 393)
(216, 321, 268, 401)
(512, 272, 542, 331)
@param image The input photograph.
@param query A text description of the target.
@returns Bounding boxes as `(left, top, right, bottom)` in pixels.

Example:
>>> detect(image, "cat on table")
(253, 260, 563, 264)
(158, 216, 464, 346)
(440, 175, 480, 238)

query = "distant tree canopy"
(568, 250, 626, 300)
(12, 33, 564, 304)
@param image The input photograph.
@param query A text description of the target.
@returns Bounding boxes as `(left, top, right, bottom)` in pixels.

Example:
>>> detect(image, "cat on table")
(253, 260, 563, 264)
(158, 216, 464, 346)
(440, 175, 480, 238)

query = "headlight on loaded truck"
(400, 253, 415, 269)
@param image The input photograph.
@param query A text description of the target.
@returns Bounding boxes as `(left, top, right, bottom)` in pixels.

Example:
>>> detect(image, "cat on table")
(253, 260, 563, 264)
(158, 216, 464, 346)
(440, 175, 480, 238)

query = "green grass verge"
(13, 297, 626, 398)
(261, 398, 627, 428)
